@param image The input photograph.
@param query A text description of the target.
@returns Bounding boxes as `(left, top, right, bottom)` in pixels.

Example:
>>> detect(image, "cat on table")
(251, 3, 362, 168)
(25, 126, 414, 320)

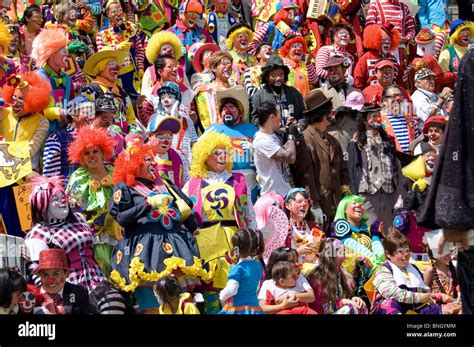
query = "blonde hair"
(190, 131, 233, 178)
(225, 27, 254, 50)
(0, 22, 12, 54)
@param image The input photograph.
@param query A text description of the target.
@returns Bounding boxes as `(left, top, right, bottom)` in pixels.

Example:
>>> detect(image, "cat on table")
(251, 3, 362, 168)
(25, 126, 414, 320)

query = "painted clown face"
(47, 191, 69, 221)
(18, 291, 36, 314)
(181, 11, 200, 29)
(154, 131, 174, 155)
(376, 66, 394, 87)
(427, 126, 444, 145)
(62, 8, 77, 27)
(100, 60, 120, 82)
(206, 146, 228, 173)
(381, 35, 391, 54)
(221, 101, 241, 126)
(138, 153, 157, 180)
(214, 57, 232, 81)
(387, 246, 410, 269)
(48, 47, 69, 71)
(81, 145, 104, 171)
(160, 92, 178, 109)
(39, 269, 69, 295)
(367, 110, 382, 129)
(107, 2, 124, 27)
(159, 43, 175, 57)
(285, 192, 310, 222)
(423, 149, 437, 173)
(456, 28, 471, 47)
(11, 89, 25, 117)
(334, 29, 350, 47)
(345, 201, 365, 225)
(258, 45, 273, 62)
(288, 42, 304, 62)
(326, 65, 345, 86)
(234, 33, 250, 51)
(215, 0, 229, 13)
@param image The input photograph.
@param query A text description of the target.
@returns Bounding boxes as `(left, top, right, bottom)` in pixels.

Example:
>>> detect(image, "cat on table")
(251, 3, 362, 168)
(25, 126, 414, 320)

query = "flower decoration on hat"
(6, 74, 28, 89)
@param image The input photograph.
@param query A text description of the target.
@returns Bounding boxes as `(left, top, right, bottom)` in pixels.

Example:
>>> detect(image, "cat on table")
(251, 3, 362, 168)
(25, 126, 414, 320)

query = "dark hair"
(153, 276, 182, 309)
(425, 122, 446, 132)
(255, 43, 270, 60)
(232, 228, 264, 258)
(382, 228, 411, 256)
(381, 85, 402, 101)
(330, 22, 355, 41)
(261, 66, 289, 85)
(154, 54, 175, 81)
(284, 189, 314, 222)
(265, 247, 298, 280)
(426, 249, 459, 298)
(271, 261, 295, 282)
(256, 101, 278, 126)
(0, 268, 26, 309)
(355, 108, 392, 150)
(305, 102, 333, 125)
(20, 5, 41, 26)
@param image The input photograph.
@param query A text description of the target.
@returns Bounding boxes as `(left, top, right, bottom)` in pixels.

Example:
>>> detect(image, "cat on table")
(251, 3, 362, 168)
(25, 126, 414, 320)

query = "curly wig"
(0, 22, 12, 54)
(146, 31, 183, 64)
(68, 127, 116, 165)
(334, 194, 368, 224)
(112, 141, 156, 186)
(363, 24, 400, 52)
(254, 192, 284, 229)
(30, 175, 66, 224)
(450, 21, 474, 45)
(225, 27, 254, 50)
(280, 35, 307, 58)
(190, 131, 233, 178)
(31, 28, 69, 68)
(3, 73, 52, 114)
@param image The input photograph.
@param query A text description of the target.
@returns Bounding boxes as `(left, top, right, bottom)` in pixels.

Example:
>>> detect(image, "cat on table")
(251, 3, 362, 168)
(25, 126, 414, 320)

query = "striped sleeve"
(252, 23, 270, 47)
(243, 68, 257, 99)
(315, 46, 330, 80)
(42, 133, 62, 176)
(306, 61, 318, 85)
(343, 237, 375, 259)
(96, 31, 105, 51)
(364, 2, 378, 25)
(402, 4, 415, 41)
(134, 31, 145, 71)
(388, 115, 410, 152)
(373, 265, 422, 304)
(89, 2, 102, 15)
(29, 117, 49, 159)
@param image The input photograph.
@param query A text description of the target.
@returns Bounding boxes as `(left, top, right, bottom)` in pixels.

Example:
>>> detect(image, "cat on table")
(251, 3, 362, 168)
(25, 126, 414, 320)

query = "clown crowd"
(0, 0, 471, 315)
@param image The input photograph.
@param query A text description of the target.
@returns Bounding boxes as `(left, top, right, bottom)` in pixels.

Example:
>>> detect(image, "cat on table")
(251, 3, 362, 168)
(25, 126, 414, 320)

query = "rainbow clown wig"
(225, 25, 254, 51)
(0, 21, 12, 54)
(31, 28, 68, 68)
(146, 31, 183, 64)
(112, 139, 156, 186)
(190, 131, 233, 179)
(280, 35, 307, 58)
(363, 23, 400, 52)
(68, 127, 116, 166)
(334, 194, 369, 225)
(30, 175, 67, 224)
(4, 73, 52, 114)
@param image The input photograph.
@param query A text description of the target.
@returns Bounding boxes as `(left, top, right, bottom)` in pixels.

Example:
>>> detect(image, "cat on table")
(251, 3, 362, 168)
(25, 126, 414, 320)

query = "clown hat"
(275, 0, 299, 12)
(226, 23, 252, 39)
(37, 249, 71, 273)
(216, 85, 250, 122)
(157, 81, 182, 101)
(422, 116, 447, 134)
(83, 46, 129, 77)
(449, 19, 474, 45)
(147, 114, 182, 134)
(188, 42, 219, 73)
(179, 0, 203, 14)
(415, 28, 435, 44)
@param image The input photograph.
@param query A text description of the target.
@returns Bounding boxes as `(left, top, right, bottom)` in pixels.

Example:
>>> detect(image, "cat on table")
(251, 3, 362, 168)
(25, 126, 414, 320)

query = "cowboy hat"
(303, 89, 333, 115)
(83, 46, 129, 77)
(216, 85, 250, 123)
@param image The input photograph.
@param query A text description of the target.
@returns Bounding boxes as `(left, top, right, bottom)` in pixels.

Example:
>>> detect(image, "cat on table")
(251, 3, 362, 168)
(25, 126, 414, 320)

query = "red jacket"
(354, 50, 404, 90)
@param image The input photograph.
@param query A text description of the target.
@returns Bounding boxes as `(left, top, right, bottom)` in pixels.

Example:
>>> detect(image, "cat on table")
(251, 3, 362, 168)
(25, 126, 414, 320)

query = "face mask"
(223, 113, 234, 126)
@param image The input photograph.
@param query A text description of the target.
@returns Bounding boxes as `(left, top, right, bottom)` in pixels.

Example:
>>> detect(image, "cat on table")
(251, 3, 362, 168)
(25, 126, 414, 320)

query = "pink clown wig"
(30, 175, 66, 223)
(254, 192, 284, 229)
(31, 28, 68, 68)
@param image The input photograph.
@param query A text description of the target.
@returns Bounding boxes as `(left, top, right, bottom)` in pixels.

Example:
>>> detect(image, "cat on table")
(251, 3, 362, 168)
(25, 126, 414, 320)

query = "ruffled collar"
(204, 170, 232, 183)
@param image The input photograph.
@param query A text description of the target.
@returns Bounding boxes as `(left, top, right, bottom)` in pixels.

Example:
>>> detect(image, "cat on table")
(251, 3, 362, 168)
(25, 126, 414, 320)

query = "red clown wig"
(112, 140, 156, 186)
(3, 73, 52, 114)
(363, 23, 400, 52)
(68, 127, 116, 165)
(280, 35, 307, 58)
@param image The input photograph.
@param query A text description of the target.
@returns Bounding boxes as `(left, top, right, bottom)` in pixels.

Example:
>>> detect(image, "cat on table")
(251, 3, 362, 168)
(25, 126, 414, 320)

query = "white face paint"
(46, 191, 69, 221)
(160, 93, 178, 109)
(381, 35, 391, 54)
(336, 29, 350, 47)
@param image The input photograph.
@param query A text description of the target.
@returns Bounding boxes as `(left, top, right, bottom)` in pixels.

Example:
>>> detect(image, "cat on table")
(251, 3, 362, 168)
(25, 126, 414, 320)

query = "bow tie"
(51, 73, 67, 89)
(42, 293, 66, 314)
(113, 24, 127, 33)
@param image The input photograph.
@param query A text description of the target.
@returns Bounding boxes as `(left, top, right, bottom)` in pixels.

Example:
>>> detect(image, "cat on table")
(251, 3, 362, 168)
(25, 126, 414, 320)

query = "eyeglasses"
(156, 133, 174, 141)
(212, 149, 228, 156)
(384, 93, 403, 99)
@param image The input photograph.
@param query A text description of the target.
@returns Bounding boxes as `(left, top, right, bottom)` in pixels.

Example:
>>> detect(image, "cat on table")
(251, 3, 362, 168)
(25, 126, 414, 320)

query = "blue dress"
(219, 259, 264, 314)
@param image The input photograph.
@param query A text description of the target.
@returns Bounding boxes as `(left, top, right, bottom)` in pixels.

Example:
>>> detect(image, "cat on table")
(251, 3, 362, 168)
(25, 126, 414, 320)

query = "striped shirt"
(315, 45, 354, 81)
(386, 114, 410, 153)
(365, 0, 416, 41)
(42, 124, 77, 179)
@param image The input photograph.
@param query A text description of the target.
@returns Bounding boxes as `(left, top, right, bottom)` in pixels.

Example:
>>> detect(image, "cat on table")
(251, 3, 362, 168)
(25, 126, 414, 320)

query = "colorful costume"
(130, 0, 179, 37)
(438, 20, 474, 73)
(0, 22, 18, 94)
(206, 7, 237, 49)
(226, 23, 256, 82)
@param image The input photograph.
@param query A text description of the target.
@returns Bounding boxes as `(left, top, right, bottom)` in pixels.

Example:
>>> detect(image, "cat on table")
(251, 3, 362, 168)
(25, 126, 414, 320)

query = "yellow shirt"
(158, 293, 200, 315)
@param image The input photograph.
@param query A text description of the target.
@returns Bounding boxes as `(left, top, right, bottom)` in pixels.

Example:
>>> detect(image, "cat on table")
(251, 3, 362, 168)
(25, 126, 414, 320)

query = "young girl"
(307, 238, 367, 314)
(219, 228, 265, 314)
(371, 230, 441, 314)
(153, 276, 200, 315)
(264, 247, 299, 280)
(424, 250, 462, 314)
(0, 268, 26, 315)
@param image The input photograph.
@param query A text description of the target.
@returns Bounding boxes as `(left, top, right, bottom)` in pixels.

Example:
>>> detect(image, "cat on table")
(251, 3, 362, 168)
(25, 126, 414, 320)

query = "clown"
(148, 81, 198, 165)
(206, 86, 259, 201)
(280, 35, 318, 97)
(183, 131, 256, 313)
(354, 23, 404, 91)
(438, 19, 474, 73)
(168, 0, 213, 79)
(82, 47, 138, 136)
(96, 0, 146, 99)
(242, 42, 272, 100)
(0, 22, 17, 94)
(225, 23, 256, 82)
(66, 127, 122, 276)
(142, 31, 184, 95)
(109, 138, 203, 313)
(147, 114, 189, 189)
(205, 0, 237, 49)
(414, 116, 447, 155)
(188, 41, 219, 91)
(31, 28, 75, 131)
(251, 0, 301, 51)
(129, 0, 179, 38)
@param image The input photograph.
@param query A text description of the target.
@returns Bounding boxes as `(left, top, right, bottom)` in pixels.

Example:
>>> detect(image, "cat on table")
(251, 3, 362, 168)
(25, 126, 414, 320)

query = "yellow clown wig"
(0, 22, 12, 54)
(190, 131, 233, 179)
(31, 28, 69, 68)
(225, 27, 254, 51)
(449, 21, 474, 46)
(146, 31, 183, 64)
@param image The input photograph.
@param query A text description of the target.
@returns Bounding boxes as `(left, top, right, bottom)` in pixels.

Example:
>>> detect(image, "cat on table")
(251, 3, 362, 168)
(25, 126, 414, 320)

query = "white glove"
(345, 75, 354, 87)
(241, 139, 253, 152)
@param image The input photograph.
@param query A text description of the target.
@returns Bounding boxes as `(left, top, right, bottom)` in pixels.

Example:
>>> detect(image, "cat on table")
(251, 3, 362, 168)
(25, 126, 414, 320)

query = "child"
(153, 275, 200, 314)
(0, 268, 26, 314)
(264, 247, 299, 280)
(258, 261, 317, 314)
(307, 238, 367, 314)
(370, 230, 441, 314)
(219, 228, 265, 314)
(424, 250, 462, 314)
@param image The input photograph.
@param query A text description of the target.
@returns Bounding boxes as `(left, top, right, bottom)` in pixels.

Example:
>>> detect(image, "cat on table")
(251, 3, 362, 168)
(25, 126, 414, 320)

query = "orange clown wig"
(280, 35, 307, 58)
(3, 73, 52, 114)
(112, 139, 156, 186)
(68, 127, 116, 165)
(363, 23, 400, 52)
(31, 28, 69, 68)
